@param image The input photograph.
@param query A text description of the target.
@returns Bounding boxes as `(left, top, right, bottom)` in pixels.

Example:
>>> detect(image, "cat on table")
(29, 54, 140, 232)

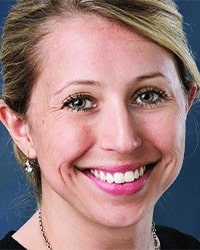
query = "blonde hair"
(1, 0, 200, 200)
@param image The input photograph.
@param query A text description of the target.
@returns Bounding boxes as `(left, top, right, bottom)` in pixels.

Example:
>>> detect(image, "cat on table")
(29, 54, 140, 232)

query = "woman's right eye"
(62, 93, 97, 112)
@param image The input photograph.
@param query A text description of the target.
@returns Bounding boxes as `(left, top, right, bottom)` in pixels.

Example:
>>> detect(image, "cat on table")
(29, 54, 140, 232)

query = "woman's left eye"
(133, 88, 168, 106)
(62, 93, 96, 112)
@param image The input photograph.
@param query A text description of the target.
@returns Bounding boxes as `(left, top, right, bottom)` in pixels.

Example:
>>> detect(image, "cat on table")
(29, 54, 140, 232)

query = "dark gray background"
(0, 0, 200, 240)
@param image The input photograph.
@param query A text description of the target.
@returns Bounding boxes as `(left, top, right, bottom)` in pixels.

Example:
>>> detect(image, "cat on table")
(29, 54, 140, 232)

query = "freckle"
(81, 125, 92, 136)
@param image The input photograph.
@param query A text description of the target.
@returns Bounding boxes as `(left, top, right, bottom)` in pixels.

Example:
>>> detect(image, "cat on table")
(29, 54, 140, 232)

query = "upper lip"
(75, 161, 159, 173)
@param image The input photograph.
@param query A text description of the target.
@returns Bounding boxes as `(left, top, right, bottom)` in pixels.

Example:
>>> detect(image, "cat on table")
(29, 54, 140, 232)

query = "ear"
(186, 82, 197, 113)
(0, 100, 36, 159)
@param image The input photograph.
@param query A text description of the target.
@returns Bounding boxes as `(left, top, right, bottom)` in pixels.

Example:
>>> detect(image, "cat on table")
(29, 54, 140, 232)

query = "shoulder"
(156, 225, 200, 249)
(0, 231, 26, 249)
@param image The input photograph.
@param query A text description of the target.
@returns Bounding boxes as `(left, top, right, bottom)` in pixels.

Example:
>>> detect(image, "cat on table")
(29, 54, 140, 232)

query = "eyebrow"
(136, 72, 170, 82)
(54, 80, 100, 96)
(54, 72, 171, 96)
(133, 72, 172, 88)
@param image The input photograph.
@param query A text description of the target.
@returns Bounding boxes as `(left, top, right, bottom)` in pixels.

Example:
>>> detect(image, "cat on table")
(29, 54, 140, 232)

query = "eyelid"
(132, 86, 170, 106)
(61, 92, 97, 112)
(135, 86, 168, 95)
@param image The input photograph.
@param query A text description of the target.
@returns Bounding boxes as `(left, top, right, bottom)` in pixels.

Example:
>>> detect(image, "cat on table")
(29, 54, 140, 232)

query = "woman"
(0, 0, 200, 249)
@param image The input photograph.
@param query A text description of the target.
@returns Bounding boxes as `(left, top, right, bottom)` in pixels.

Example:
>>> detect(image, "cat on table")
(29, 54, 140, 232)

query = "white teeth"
(106, 173, 114, 183)
(94, 169, 100, 178)
(99, 171, 106, 181)
(134, 169, 140, 179)
(113, 173, 124, 184)
(139, 166, 144, 176)
(90, 166, 146, 184)
(124, 171, 135, 182)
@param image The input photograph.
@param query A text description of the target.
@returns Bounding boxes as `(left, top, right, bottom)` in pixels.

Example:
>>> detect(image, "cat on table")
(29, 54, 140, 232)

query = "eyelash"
(61, 87, 169, 113)
(62, 92, 96, 112)
(132, 86, 169, 107)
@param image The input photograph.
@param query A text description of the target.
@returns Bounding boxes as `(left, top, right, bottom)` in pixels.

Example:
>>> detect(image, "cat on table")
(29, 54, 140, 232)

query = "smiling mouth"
(86, 162, 156, 184)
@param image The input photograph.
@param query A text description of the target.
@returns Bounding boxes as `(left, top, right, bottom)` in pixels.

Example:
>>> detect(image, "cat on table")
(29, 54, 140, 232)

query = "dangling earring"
(25, 159, 33, 173)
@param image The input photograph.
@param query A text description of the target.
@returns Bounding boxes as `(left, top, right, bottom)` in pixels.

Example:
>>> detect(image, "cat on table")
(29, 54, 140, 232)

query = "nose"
(98, 104, 142, 154)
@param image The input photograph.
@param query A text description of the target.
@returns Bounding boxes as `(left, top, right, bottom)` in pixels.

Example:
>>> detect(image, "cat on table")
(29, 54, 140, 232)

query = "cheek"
(141, 109, 186, 156)
(31, 119, 95, 196)
(30, 117, 94, 171)
(140, 109, 187, 193)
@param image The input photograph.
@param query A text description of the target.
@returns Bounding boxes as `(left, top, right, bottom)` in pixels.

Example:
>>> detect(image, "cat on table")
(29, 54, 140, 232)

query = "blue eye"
(62, 93, 96, 112)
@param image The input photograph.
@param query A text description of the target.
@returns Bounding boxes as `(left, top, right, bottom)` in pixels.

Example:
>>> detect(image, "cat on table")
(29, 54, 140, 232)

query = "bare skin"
(0, 15, 196, 249)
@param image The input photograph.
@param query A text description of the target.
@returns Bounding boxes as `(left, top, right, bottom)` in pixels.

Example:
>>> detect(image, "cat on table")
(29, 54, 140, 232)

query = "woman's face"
(25, 16, 190, 227)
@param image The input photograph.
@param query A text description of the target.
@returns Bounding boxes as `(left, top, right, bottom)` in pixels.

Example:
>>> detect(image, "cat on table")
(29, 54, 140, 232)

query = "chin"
(89, 202, 148, 229)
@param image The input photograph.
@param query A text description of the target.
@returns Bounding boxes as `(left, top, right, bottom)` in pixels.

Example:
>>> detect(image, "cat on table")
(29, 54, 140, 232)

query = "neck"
(40, 200, 155, 250)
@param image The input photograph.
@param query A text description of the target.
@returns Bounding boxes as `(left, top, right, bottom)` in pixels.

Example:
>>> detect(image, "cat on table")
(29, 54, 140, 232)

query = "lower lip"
(85, 172, 150, 196)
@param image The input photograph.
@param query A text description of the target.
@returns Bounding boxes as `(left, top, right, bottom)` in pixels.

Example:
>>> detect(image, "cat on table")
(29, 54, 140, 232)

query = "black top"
(0, 231, 26, 250)
(0, 226, 200, 249)
(157, 226, 200, 249)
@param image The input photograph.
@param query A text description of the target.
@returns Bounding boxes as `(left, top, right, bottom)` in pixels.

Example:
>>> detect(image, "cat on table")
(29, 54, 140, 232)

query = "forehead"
(46, 15, 146, 40)
(34, 15, 180, 94)
(39, 15, 160, 60)
(42, 16, 175, 60)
